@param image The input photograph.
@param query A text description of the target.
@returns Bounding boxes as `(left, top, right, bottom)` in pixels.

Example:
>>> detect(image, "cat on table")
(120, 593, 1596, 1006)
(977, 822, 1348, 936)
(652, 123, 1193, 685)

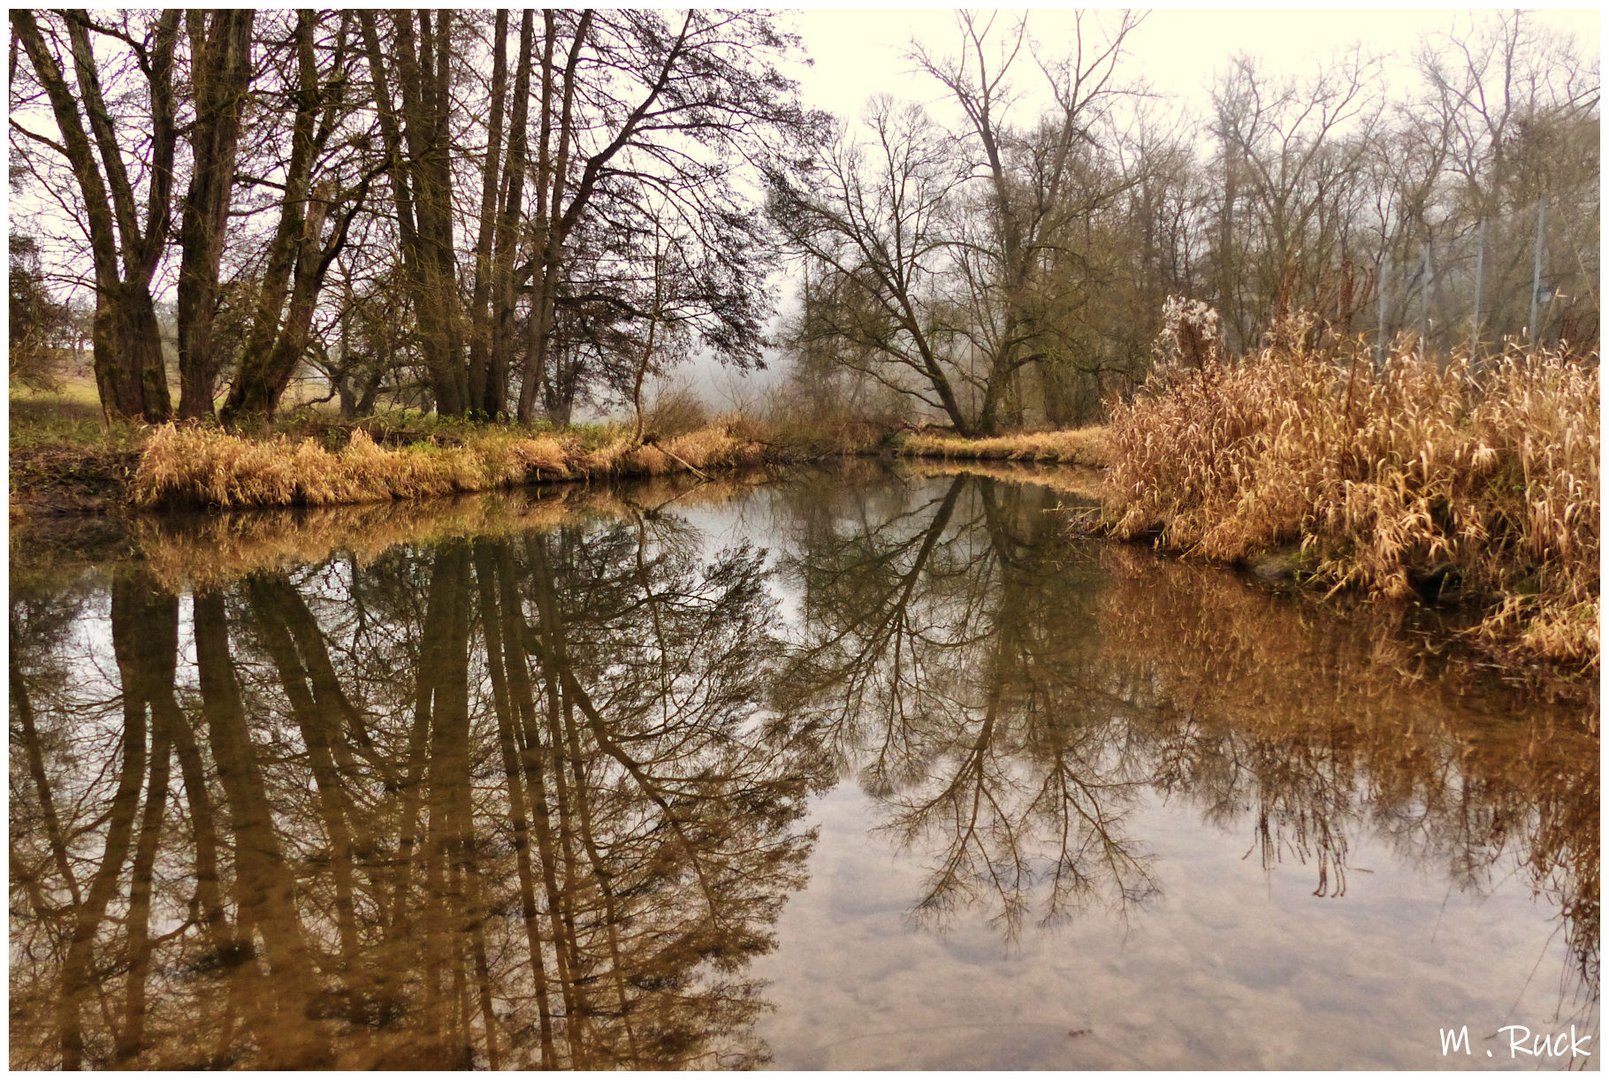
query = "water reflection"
(1098, 541, 1597, 959)
(11, 521, 823, 1068)
(770, 475, 1596, 995)
(10, 471, 1598, 1069)
(773, 475, 1159, 933)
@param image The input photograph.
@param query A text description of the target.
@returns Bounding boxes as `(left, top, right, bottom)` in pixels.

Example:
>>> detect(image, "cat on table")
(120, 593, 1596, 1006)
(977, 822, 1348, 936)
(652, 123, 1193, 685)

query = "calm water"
(9, 467, 1598, 1069)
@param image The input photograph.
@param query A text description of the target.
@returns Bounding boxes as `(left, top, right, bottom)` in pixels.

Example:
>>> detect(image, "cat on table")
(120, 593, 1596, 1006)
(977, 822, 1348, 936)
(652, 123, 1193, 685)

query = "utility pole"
(1470, 216, 1485, 362)
(1375, 252, 1389, 369)
(1421, 236, 1433, 352)
(1528, 198, 1546, 347)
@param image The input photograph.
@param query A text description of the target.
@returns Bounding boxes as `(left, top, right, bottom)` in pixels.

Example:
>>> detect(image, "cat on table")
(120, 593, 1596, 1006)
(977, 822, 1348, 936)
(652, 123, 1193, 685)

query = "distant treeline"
(774, 11, 1599, 433)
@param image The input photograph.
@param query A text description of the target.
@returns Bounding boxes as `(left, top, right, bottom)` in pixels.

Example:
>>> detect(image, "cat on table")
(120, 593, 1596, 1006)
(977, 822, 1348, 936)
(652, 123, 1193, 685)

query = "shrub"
(641, 381, 709, 438)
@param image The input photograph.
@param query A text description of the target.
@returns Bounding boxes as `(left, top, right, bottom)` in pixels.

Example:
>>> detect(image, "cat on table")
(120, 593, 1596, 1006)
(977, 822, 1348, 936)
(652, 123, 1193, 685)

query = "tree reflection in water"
(10, 472, 1598, 1069)
(11, 520, 824, 1069)
(772, 474, 1161, 934)
(768, 472, 1596, 996)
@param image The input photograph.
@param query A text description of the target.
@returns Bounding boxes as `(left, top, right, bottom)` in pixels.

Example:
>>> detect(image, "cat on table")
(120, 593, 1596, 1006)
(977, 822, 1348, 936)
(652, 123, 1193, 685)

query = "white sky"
(784, 6, 1602, 121)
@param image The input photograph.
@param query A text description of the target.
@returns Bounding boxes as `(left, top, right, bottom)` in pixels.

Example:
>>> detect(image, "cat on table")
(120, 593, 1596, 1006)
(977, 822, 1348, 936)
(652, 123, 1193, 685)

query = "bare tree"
(222, 12, 370, 424)
(513, 9, 814, 424)
(1206, 49, 1382, 349)
(770, 101, 977, 431)
(914, 10, 1145, 429)
(10, 10, 180, 421)
(1414, 12, 1599, 350)
(359, 10, 467, 416)
(773, 12, 1148, 433)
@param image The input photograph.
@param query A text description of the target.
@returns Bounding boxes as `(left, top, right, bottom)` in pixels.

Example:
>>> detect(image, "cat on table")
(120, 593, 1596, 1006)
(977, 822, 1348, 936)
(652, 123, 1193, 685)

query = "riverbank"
(129, 420, 783, 508)
(10, 387, 1112, 517)
(1094, 339, 1599, 672)
(10, 392, 145, 517)
(7, 395, 797, 518)
(893, 428, 1109, 467)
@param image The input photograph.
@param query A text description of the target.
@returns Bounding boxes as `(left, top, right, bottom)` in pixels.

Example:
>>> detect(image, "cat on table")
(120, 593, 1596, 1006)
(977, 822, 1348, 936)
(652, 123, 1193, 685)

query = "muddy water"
(8, 468, 1597, 1069)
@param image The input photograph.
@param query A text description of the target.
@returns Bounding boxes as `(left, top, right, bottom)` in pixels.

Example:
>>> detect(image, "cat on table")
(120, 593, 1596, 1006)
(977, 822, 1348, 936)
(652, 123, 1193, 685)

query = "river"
(8, 465, 1597, 1069)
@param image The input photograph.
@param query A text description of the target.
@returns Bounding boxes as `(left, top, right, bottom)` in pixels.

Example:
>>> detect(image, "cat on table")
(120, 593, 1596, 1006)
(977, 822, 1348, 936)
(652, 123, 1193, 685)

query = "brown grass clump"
(641, 382, 710, 437)
(574, 432, 637, 477)
(1103, 330, 1599, 669)
(625, 443, 676, 476)
(133, 421, 772, 509)
(473, 431, 572, 486)
(581, 420, 766, 478)
(661, 426, 740, 471)
(135, 424, 304, 507)
(897, 428, 1110, 467)
(135, 426, 578, 507)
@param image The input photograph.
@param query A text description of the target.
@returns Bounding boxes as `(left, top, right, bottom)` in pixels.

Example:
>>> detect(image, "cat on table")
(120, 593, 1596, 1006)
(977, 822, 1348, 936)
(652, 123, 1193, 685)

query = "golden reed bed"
(1102, 338, 1598, 669)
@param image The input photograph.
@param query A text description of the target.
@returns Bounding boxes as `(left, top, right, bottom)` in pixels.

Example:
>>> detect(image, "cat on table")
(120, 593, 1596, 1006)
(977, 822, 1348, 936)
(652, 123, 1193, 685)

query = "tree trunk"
(225, 193, 334, 421)
(220, 11, 318, 425)
(362, 9, 468, 417)
(176, 11, 255, 420)
(517, 11, 592, 423)
(487, 12, 535, 419)
(222, 14, 358, 426)
(466, 10, 509, 417)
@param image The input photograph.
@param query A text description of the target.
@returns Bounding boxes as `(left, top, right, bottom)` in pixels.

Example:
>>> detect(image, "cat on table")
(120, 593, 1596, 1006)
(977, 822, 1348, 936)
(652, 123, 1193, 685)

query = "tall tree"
(514, 9, 817, 424)
(10, 10, 180, 421)
(483, 11, 536, 420)
(769, 100, 977, 433)
(914, 10, 1145, 429)
(1206, 50, 1381, 350)
(464, 10, 510, 419)
(221, 11, 367, 425)
(772, 12, 1147, 434)
(360, 9, 468, 416)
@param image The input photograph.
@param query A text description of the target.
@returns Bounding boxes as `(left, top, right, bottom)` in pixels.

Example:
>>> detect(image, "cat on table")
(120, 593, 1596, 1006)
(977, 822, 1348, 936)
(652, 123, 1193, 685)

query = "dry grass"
(132, 420, 772, 509)
(571, 419, 764, 478)
(898, 458, 1109, 504)
(1102, 329, 1599, 669)
(897, 428, 1110, 467)
(641, 381, 711, 437)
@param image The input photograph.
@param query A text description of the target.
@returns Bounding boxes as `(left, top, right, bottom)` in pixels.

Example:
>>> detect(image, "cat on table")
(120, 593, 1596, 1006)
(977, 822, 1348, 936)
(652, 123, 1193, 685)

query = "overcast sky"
(784, 6, 1601, 121)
